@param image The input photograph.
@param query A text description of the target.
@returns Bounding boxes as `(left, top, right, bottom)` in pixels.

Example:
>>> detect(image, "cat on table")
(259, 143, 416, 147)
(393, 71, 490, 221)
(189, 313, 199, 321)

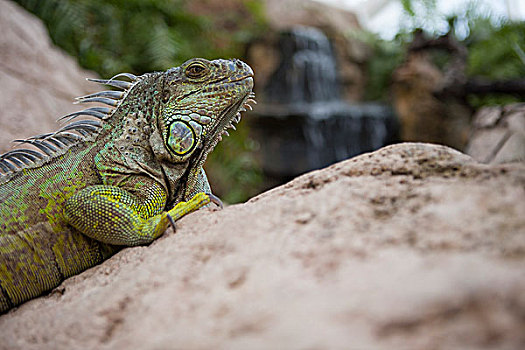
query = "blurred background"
(2, 0, 524, 203)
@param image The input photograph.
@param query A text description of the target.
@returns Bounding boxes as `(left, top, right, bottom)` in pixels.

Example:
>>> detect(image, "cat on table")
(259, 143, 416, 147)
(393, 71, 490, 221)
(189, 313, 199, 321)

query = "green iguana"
(0, 58, 255, 314)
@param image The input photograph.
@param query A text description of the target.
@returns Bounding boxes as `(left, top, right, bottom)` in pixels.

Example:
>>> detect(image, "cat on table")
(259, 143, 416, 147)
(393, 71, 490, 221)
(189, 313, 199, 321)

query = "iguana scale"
(0, 58, 255, 313)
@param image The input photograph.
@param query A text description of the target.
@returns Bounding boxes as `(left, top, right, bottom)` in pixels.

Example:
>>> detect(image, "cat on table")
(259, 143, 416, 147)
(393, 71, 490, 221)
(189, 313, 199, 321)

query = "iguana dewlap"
(0, 58, 255, 313)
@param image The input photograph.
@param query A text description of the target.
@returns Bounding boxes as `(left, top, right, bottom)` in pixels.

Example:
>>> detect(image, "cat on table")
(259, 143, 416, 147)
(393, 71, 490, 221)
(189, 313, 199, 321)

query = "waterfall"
(265, 26, 340, 103)
(251, 26, 398, 180)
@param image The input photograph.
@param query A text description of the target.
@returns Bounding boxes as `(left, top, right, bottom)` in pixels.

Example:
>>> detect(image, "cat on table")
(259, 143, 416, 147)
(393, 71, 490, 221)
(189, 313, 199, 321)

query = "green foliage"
(350, 30, 405, 101)
(361, 0, 524, 107)
(206, 123, 263, 204)
(16, 0, 201, 76)
(14, 0, 266, 77)
(467, 21, 525, 79)
(465, 21, 525, 107)
(400, 0, 439, 31)
(400, 0, 415, 17)
(14, 0, 267, 203)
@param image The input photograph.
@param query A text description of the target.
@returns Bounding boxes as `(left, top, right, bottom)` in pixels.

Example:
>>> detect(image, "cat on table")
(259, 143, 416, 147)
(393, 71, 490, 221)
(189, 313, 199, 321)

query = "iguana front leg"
(64, 182, 209, 246)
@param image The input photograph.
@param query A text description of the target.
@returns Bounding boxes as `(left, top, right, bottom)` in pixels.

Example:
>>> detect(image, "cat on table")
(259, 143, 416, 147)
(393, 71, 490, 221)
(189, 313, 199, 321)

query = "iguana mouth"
(228, 74, 255, 83)
(212, 72, 254, 85)
(204, 76, 255, 152)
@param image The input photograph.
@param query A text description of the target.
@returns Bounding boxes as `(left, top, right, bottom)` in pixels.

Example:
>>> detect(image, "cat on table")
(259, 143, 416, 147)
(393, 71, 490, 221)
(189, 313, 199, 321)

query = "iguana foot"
(167, 192, 211, 222)
(166, 192, 220, 232)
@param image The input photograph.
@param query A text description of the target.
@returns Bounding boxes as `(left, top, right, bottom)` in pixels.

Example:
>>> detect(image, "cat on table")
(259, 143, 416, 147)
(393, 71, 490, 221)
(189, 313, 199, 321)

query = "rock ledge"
(1, 143, 524, 350)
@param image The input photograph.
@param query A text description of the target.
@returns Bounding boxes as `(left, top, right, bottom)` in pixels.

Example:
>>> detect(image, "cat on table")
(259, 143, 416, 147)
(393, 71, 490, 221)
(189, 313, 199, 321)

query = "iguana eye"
(185, 62, 207, 79)
(167, 121, 197, 156)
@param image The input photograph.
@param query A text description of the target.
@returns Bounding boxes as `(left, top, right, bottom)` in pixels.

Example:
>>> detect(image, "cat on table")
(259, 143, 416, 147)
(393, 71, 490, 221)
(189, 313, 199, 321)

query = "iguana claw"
(206, 193, 223, 209)
(166, 213, 177, 231)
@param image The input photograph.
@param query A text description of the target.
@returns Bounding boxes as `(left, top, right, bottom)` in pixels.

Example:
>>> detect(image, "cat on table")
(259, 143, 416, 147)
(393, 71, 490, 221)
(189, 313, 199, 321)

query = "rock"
(466, 103, 525, 164)
(1, 143, 523, 350)
(392, 52, 472, 150)
(0, 0, 98, 153)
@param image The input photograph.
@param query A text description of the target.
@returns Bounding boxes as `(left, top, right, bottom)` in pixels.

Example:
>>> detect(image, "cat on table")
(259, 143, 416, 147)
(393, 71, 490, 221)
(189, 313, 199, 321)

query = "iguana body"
(0, 58, 255, 313)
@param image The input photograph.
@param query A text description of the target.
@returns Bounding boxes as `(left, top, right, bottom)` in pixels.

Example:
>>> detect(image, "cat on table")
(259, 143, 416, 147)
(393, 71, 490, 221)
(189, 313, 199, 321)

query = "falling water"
(251, 26, 398, 180)
(265, 26, 340, 103)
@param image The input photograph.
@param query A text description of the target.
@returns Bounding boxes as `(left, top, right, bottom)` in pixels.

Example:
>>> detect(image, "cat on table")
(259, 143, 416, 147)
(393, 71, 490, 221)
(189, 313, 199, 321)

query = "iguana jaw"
(204, 76, 254, 151)
(180, 75, 254, 201)
(190, 75, 254, 167)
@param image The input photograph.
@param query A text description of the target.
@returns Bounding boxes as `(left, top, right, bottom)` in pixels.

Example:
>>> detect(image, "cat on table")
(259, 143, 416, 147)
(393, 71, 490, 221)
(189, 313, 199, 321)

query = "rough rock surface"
(466, 103, 525, 164)
(1, 143, 524, 350)
(392, 51, 472, 150)
(0, 0, 97, 153)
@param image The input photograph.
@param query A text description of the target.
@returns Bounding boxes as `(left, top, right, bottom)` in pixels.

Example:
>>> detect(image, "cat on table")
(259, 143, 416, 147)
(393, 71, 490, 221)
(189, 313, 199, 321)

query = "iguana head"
(158, 58, 254, 162)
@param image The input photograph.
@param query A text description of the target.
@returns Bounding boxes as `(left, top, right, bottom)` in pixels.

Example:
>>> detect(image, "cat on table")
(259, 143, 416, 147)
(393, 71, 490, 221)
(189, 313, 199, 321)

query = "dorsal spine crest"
(0, 73, 141, 175)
